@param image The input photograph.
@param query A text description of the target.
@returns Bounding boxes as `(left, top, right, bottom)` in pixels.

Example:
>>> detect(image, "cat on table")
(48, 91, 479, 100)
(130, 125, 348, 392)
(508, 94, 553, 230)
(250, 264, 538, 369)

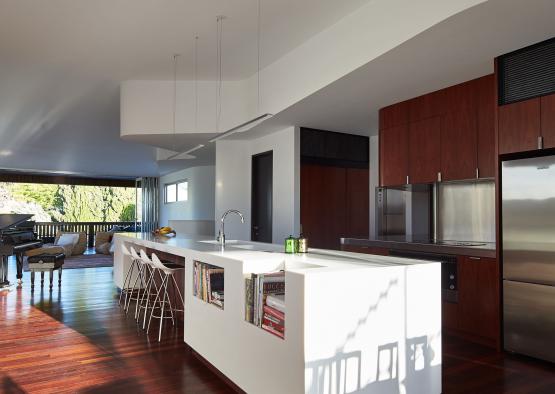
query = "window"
(165, 180, 188, 203)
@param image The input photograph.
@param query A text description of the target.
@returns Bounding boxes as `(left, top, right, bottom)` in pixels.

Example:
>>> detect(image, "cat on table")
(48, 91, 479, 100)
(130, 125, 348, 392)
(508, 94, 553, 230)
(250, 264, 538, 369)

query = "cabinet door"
(441, 81, 477, 181)
(380, 124, 408, 186)
(408, 117, 441, 184)
(498, 98, 541, 154)
(301, 164, 347, 250)
(475, 75, 496, 178)
(541, 93, 555, 149)
(346, 168, 369, 238)
(458, 256, 500, 345)
(441, 108, 477, 181)
(409, 90, 446, 122)
(379, 101, 409, 130)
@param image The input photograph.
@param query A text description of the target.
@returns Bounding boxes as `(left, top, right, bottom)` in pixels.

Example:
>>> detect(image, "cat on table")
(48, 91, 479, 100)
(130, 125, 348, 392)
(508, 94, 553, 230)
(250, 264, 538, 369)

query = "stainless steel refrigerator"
(502, 155, 555, 363)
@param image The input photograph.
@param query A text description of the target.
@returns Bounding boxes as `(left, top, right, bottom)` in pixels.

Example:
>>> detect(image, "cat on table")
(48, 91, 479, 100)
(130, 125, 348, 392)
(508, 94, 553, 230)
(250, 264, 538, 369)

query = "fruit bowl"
(152, 227, 176, 237)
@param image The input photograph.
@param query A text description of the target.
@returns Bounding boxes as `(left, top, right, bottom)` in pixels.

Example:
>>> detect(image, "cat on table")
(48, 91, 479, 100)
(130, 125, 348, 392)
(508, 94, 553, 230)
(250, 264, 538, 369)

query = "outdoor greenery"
(0, 182, 136, 222)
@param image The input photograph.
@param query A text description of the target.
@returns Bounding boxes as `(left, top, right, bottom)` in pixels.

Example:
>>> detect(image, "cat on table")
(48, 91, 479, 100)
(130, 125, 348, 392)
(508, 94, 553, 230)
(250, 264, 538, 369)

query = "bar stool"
(147, 252, 184, 342)
(125, 246, 148, 316)
(136, 249, 163, 328)
(119, 244, 140, 308)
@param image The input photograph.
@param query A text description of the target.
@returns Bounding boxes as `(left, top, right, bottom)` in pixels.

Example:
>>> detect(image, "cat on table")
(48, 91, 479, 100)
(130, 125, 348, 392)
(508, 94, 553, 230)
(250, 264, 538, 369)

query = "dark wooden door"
(408, 116, 441, 183)
(408, 90, 446, 121)
(541, 93, 555, 149)
(458, 256, 500, 348)
(380, 124, 408, 186)
(475, 74, 496, 178)
(300, 164, 347, 250)
(346, 168, 369, 238)
(251, 151, 273, 242)
(441, 108, 477, 181)
(498, 98, 541, 154)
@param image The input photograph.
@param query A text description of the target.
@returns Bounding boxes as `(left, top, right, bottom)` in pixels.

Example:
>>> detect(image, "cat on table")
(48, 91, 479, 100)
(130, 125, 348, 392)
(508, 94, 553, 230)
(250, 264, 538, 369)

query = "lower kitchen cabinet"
(443, 256, 500, 349)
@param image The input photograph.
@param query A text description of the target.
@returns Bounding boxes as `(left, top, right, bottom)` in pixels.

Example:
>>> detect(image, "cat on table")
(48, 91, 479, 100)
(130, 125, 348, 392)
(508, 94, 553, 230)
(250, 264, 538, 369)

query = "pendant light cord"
(172, 53, 179, 152)
(194, 35, 199, 133)
(216, 16, 224, 132)
(257, 0, 261, 116)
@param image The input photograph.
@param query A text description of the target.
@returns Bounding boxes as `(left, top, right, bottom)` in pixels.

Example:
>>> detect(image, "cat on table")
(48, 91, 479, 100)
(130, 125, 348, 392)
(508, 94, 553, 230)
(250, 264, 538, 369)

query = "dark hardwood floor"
(1, 258, 553, 393)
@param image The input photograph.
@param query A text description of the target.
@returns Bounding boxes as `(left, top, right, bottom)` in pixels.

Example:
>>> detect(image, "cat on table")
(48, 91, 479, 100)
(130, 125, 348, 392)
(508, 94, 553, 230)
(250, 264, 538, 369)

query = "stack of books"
(245, 271, 285, 339)
(193, 261, 225, 309)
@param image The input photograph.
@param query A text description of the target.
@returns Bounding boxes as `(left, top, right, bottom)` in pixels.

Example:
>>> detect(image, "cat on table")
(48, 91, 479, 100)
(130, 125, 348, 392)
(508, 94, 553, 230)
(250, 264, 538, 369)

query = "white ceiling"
(237, 0, 555, 140)
(2, 0, 555, 177)
(0, 0, 370, 177)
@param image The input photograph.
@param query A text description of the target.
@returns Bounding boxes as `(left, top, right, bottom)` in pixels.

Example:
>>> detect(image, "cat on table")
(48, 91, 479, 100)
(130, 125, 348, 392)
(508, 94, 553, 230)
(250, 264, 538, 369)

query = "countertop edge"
(341, 237, 497, 259)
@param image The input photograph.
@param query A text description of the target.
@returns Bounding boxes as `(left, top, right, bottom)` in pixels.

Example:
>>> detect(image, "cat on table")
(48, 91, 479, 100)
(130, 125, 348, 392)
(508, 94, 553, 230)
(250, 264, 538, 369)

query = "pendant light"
(166, 35, 204, 160)
(209, 0, 272, 143)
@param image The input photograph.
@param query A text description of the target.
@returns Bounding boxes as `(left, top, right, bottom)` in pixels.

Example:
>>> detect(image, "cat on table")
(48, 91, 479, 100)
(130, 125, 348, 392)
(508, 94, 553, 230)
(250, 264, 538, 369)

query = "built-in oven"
(388, 250, 458, 303)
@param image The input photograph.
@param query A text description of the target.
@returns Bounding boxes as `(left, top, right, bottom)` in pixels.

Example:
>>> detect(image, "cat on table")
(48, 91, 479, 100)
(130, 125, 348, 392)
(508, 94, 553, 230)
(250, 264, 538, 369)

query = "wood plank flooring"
(1, 258, 553, 393)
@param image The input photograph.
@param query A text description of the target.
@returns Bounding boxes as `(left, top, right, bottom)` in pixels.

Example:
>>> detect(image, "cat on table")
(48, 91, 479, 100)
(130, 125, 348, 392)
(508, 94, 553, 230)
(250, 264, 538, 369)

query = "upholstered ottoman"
(27, 253, 65, 290)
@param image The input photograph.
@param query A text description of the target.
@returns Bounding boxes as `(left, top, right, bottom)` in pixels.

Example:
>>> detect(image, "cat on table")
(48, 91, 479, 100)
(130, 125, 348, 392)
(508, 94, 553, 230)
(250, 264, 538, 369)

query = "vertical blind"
(141, 177, 159, 233)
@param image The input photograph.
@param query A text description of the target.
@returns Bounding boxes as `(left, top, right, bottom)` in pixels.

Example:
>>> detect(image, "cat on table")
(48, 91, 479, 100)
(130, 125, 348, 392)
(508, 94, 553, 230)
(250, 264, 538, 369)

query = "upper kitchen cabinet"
(379, 123, 408, 186)
(441, 81, 477, 181)
(498, 93, 555, 154)
(498, 98, 541, 154)
(541, 93, 555, 149)
(409, 116, 441, 184)
(408, 90, 446, 121)
(475, 75, 496, 178)
(379, 101, 409, 130)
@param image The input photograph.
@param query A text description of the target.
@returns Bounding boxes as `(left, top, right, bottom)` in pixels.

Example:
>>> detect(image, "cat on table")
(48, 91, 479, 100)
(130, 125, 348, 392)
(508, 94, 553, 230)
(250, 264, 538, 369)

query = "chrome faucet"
(217, 209, 245, 248)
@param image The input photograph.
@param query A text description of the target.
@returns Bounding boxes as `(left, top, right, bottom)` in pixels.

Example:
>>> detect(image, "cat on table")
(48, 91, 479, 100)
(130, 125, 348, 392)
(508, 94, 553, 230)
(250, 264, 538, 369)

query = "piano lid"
(0, 214, 34, 231)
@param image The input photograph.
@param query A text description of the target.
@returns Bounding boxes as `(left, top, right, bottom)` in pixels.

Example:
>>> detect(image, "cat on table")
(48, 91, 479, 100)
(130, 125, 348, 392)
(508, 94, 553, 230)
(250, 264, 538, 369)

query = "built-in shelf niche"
(245, 271, 285, 340)
(193, 260, 224, 310)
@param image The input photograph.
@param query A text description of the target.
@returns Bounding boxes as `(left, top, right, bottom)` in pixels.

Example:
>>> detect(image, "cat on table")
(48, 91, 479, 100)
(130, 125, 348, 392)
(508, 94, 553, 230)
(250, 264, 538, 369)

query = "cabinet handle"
(437, 172, 442, 182)
(538, 136, 544, 150)
(468, 256, 481, 260)
(476, 168, 479, 179)
(406, 175, 409, 185)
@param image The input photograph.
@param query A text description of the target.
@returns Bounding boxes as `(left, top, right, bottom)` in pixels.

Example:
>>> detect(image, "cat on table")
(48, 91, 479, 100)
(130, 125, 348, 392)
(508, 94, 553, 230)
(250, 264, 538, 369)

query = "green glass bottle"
(285, 235, 297, 254)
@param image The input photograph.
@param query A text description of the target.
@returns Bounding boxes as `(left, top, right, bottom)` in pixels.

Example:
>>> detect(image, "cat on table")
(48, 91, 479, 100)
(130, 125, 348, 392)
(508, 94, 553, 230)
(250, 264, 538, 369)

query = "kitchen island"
(113, 232, 441, 394)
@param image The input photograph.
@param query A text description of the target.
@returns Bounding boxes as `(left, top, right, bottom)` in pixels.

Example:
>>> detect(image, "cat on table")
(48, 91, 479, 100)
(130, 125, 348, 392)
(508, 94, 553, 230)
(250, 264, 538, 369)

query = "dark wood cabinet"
(379, 101, 409, 130)
(346, 168, 369, 238)
(441, 80, 477, 181)
(441, 107, 477, 181)
(408, 116, 441, 184)
(408, 90, 446, 121)
(458, 256, 500, 348)
(301, 164, 346, 250)
(498, 98, 541, 154)
(475, 75, 496, 178)
(541, 93, 555, 149)
(301, 164, 369, 250)
(379, 124, 408, 186)
(443, 256, 500, 349)
(379, 74, 496, 184)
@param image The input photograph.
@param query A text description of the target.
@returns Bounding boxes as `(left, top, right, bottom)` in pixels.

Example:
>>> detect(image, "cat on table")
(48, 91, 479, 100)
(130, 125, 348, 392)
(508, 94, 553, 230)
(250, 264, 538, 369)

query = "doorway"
(251, 151, 273, 242)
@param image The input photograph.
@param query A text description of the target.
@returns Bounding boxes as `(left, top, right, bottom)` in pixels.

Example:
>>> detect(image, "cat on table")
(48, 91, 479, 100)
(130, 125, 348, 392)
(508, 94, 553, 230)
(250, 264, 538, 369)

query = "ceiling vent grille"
(498, 37, 555, 105)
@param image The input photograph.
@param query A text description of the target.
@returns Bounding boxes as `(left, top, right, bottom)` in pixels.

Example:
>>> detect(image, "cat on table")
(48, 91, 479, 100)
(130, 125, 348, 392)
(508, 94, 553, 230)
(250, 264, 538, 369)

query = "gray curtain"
(141, 177, 159, 233)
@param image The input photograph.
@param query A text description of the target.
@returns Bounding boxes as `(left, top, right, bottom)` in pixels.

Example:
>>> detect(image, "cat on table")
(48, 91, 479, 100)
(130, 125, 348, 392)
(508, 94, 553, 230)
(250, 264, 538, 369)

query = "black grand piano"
(0, 214, 42, 287)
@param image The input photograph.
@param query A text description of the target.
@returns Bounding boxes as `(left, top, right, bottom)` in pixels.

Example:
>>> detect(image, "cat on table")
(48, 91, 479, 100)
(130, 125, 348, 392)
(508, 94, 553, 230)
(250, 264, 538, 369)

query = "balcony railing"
(34, 221, 136, 247)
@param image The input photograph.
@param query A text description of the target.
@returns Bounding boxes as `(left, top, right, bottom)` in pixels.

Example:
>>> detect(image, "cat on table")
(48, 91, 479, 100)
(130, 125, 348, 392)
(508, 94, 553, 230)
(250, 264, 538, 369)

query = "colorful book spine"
(262, 324, 285, 339)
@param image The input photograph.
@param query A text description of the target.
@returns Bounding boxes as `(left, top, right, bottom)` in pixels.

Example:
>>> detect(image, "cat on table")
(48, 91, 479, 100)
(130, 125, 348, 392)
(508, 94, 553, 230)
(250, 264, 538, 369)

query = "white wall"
(215, 126, 300, 243)
(159, 165, 215, 226)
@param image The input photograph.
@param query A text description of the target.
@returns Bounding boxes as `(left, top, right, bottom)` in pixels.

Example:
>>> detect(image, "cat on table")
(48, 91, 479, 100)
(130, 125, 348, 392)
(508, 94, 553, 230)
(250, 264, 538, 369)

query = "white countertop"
(114, 232, 433, 274)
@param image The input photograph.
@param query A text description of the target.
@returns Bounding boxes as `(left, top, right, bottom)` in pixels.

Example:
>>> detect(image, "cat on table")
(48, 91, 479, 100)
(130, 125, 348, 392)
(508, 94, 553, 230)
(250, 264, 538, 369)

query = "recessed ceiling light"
(0, 150, 12, 156)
